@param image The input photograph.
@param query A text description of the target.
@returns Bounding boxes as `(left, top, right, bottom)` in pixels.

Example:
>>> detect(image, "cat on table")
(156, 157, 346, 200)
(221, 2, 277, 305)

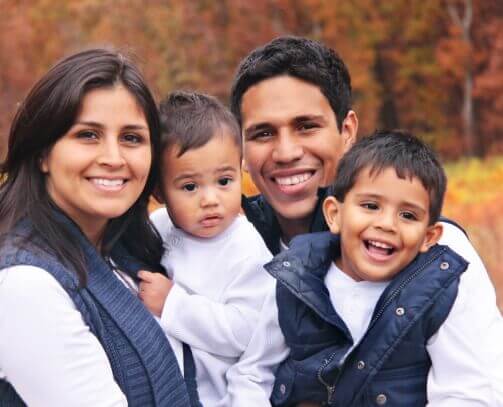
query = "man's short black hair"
(230, 36, 352, 131)
(159, 90, 241, 157)
(332, 130, 447, 224)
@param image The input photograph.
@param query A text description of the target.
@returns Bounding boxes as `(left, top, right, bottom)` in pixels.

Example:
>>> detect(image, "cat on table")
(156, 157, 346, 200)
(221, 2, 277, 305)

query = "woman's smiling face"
(41, 85, 152, 244)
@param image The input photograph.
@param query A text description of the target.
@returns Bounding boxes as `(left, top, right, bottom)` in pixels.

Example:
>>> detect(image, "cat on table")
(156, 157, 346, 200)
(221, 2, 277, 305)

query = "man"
(229, 36, 503, 405)
(231, 36, 357, 254)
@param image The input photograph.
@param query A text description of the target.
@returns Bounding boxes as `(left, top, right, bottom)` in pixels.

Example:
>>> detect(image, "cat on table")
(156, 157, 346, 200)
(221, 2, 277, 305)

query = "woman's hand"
(138, 270, 173, 317)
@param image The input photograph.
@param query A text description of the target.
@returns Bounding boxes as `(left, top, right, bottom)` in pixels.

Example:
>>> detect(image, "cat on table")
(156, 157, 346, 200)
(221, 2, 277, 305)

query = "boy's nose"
(374, 210, 397, 232)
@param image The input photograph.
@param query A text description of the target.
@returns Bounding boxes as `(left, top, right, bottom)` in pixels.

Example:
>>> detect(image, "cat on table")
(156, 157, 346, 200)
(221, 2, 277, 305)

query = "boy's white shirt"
(150, 208, 275, 407)
(240, 221, 503, 406)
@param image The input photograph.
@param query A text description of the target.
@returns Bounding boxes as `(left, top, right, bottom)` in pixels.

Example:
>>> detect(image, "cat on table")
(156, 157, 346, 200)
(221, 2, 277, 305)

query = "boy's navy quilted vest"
(0, 215, 191, 407)
(266, 232, 468, 407)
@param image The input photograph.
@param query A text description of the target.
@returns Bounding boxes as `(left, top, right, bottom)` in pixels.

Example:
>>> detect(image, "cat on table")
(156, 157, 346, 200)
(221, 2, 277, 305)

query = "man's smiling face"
(241, 75, 357, 241)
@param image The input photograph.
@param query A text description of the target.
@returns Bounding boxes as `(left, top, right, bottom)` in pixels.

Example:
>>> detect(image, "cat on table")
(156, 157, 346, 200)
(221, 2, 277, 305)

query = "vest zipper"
(369, 247, 446, 327)
(317, 353, 338, 403)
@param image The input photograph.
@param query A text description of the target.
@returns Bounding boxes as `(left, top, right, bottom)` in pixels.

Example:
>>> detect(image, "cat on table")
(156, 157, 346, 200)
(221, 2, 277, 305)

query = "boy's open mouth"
(364, 239, 396, 256)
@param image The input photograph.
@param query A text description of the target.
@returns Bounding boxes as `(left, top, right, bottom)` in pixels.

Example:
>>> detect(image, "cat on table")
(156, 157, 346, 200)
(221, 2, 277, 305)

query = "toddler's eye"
(218, 177, 233, 186)
(361, 202, 378, 210)
(183, 183, 197, 192)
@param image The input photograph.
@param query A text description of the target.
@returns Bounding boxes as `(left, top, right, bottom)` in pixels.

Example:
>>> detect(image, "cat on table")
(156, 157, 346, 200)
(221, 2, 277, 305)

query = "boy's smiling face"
(323, 167, 443, 282)
(159, 132, 242, 238)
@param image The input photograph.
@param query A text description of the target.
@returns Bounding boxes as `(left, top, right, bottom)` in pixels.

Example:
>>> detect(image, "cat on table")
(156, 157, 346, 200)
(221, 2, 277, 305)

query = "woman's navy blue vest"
(0, 215, 192, 406)
(266, 232, 468, 407)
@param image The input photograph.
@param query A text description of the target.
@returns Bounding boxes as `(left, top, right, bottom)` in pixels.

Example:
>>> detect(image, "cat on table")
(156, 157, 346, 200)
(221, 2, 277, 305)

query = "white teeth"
(92, 178, 125, 187)
(368, 240, 393, 249)
(275, 173, 312, 186)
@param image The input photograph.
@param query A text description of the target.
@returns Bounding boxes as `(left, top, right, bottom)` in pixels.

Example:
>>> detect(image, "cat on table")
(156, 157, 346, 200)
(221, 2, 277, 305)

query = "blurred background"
(1, 0, 501, 307)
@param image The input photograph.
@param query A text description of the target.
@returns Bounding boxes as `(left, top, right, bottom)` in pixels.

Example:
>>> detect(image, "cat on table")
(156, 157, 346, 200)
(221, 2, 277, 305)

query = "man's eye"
(361, 202, 379, 210)
(182, 183, 197, 192)
(400, 211, 417, 221)
(298, 122, 319, 131)
(218, 177, 233, 186)
(248, 130, 273, 141)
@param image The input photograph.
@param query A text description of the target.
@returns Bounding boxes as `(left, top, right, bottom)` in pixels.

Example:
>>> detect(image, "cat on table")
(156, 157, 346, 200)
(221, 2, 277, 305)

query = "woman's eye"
(77, 130, 98, 140)
(218, 177, 233, 186)
(361, 202, 378, 210)
(121, 133, 143, 144)
(400, 211, 417, 221)
(182, 183, 197, 192)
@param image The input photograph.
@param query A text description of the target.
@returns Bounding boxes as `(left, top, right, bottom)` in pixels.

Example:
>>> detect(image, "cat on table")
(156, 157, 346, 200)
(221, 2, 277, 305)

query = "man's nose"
(271, 130, 303, 164)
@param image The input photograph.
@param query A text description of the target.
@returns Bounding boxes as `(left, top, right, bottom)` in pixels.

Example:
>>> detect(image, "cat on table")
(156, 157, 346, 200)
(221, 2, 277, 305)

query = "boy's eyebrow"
(355, 193, 427, 213)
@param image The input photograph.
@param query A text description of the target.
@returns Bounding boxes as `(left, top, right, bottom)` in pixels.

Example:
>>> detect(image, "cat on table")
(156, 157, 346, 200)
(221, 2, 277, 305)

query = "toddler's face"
(160, 133, 242, 238)
(323, 167, 442, 282)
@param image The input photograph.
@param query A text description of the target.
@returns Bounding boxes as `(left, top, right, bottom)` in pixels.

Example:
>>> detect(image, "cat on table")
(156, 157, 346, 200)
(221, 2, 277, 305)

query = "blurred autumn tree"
(1, 0, 502, 160)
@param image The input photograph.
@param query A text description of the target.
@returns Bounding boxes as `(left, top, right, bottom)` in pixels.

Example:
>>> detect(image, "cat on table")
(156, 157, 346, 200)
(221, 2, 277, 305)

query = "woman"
(0, 49, 191, 406)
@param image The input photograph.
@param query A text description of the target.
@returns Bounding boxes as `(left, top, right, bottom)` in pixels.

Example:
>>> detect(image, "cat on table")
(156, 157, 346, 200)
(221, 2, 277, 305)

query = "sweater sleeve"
(0, 266, 127, 407)
(159, 255, 274, 357)
(426, 222, 503, 406)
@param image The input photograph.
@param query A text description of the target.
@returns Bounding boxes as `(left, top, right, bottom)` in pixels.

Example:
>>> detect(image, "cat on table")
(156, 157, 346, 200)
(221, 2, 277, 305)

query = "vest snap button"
(282, 261, 291, 267)
(357, 360, 365, 369)
(279, 383, 286, 395)
(376, 393, 387, 404)
(395, 307, 405, 316)
(440, 261, 450, 270)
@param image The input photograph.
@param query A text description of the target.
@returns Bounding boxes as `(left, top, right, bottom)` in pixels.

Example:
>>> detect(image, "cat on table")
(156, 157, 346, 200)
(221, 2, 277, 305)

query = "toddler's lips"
(200, 215, 223, 228)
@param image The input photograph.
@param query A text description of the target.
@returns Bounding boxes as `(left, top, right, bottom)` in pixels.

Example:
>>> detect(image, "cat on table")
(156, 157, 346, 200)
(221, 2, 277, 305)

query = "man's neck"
(277, 213, 313, 244)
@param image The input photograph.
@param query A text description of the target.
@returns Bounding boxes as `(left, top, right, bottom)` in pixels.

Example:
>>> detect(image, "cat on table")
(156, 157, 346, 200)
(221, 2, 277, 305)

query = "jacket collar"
(242, 187, 329, 255)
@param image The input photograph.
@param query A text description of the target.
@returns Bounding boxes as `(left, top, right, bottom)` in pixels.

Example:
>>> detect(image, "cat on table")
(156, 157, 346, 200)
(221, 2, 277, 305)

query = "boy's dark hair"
(332, 130, 447, 224)
(159, 90, 241, 157)
(230, 36, 352, 131)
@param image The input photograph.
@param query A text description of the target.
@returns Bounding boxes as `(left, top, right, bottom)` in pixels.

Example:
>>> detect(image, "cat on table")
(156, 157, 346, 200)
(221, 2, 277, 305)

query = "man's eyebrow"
(292, 114, 326, 124)
(244, 122, 272, 133)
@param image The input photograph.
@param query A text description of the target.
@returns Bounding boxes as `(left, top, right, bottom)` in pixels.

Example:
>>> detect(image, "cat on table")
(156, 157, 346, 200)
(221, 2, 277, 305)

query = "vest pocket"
(365, 363, 429, 406)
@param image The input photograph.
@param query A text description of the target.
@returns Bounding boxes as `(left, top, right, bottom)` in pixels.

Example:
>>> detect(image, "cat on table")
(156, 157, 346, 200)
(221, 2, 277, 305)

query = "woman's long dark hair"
(0, 48, 164, 285)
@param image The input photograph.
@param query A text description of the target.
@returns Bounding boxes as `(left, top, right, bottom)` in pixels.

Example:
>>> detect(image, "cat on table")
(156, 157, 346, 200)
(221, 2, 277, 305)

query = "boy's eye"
(182, 183, 197, 192)
(218, 177, 233, 186)
(361, 202, 379, 210)
(400, 211, 417, 221)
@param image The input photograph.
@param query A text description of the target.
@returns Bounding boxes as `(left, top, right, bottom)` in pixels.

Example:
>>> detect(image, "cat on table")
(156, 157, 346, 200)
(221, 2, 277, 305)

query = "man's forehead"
(240, 75, 334, 129)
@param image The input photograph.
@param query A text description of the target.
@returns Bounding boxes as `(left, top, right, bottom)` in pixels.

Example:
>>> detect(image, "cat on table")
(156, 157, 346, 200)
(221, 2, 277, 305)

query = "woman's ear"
(39, 153, 49, 173)
(322, 196, 342, 234)
(419, 222, 444, 253)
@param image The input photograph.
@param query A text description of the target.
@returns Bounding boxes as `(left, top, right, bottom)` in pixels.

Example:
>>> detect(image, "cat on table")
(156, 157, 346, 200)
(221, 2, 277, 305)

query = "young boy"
(265, 130, 502, 406)
(138, 91, 276, 406)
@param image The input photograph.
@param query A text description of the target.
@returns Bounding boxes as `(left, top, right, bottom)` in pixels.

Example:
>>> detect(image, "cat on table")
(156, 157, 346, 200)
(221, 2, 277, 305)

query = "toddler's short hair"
(332, 129, 446, 224)
(159, 90, 241, 157)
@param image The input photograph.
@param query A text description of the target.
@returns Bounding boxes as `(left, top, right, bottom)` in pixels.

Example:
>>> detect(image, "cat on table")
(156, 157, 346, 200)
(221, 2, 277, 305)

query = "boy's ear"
(152, 185, 165, 204)
(322, 196, 342, 234)
(242, 157, 249, 173)
(419, 222, 443, 253)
